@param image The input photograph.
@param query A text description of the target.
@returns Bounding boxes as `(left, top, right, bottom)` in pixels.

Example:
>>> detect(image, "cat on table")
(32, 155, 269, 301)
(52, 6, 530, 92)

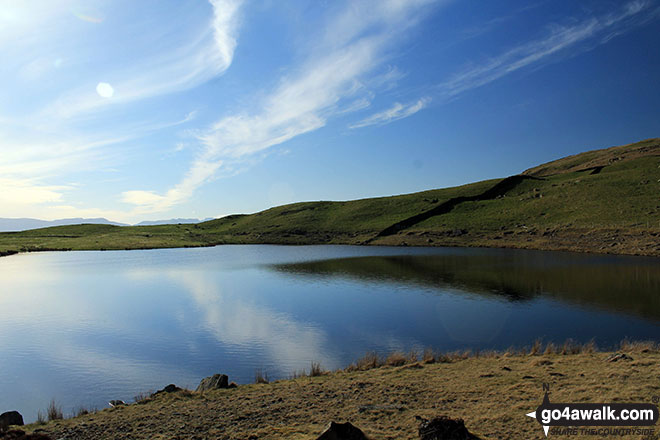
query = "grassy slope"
(1, 138, 658, 256)
(24, 346, 660, 440)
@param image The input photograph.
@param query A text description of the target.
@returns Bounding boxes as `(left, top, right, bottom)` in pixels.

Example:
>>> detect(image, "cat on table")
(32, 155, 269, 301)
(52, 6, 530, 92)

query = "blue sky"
(1, 0, 659, 223)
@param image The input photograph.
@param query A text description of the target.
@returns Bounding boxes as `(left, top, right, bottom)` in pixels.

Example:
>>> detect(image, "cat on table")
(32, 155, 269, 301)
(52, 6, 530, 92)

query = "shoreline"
(1, 230, 660, 260)
(11, 342, 660, 439)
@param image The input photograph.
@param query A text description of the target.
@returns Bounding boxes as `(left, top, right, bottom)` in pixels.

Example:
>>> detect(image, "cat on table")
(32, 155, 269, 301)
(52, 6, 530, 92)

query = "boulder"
(196, 374, 229, 392)
(154, 384, 182, 395)
(417, 416, 480, 440)
(0, 412, 23, 430)
(605, 353, 633, 362)
(316, 422, 369, 440)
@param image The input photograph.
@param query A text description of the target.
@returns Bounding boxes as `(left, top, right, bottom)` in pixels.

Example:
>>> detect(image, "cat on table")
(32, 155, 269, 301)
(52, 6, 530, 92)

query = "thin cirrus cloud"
(43, 0, 244, 121)
(122, 0, 441, 212)
(437, 0, 657, 98)
(348, 97, 431, 129)
(351, 0, 656, 128)
(0, 0, 243, 221)
(125, 0, 657, 215)
(4, 1, 657, 222)
(0, 178, 69, 206)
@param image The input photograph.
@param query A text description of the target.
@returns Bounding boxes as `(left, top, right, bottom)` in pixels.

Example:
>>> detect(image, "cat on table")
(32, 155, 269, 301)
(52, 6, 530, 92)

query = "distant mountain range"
(0, 217, 213, 232)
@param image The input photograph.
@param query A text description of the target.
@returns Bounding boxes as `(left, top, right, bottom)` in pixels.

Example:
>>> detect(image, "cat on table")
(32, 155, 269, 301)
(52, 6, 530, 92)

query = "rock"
(196, 374, 229, 392)
(605, 353, 633, 362)
(108, 400, 125, 407)
(0, 412, 23, 430)
(228, 382, 238, 389)
(154, 384, 182, 395)
(417, 416, 481, 440)
(0, 430, 52, 440)
(316, 421, 369, 440)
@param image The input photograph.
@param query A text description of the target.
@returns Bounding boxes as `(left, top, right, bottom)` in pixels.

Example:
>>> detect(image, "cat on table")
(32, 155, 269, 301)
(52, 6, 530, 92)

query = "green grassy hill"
(1, 138, 659, 257)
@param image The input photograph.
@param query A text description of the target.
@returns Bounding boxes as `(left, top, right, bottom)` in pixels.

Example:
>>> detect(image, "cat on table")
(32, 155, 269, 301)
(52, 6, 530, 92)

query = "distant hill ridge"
(523, 138, 660, 177)
(1, 137, 658, 257)
(0, 217, 212, 232)
(0, 217, 126, 233)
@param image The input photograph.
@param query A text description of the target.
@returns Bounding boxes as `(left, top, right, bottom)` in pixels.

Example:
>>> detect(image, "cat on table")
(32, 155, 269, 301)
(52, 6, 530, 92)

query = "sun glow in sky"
(1, 0, 659, 224)
(95, 82, 114, 98)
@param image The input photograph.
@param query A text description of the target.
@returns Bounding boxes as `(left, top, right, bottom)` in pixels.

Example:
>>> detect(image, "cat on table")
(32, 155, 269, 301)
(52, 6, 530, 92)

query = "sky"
(1, 0, 659, 224)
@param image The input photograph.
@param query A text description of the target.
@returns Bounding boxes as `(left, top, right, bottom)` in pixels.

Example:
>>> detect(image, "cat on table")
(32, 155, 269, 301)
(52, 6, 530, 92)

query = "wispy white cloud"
(121, 158, 223, 212)
(0, 178, 69, 206)
(0, 1, 245, 222)
(0, 133, 130, 178)
(439, 0, 656, 98)
(125, 0, 441, 212)
(349, 97, 430, 129)
(4, 0, 656, 223)
(42, 1, 244, 120)
(210, 0, 243, 70)
(130, 0, 656, 214)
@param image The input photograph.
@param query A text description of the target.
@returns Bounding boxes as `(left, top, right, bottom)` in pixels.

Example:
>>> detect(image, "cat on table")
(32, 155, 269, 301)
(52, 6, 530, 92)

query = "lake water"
(1, 245, 658, 421)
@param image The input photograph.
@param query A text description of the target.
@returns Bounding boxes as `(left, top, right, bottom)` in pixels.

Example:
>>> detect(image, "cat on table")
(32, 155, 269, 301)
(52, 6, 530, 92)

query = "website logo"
(526, 385, 658, 437)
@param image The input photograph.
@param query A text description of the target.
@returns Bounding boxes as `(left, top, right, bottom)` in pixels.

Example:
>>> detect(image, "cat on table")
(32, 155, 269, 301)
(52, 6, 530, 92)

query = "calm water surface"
(0, 245, 658, 421)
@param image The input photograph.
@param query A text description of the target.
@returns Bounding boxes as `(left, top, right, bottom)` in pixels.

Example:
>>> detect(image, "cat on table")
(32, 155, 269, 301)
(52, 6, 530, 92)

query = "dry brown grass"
(35, 412, 46, 425)
(543, 342, 557, 355)
(133, 391, 153, 404)
(528, 338, 542, 355)
(46, 400, 63, 421)
(560, 339, 581, 355)
(309, 361, 324, 377)
(254, 368, 270, 384)
(289, 362, 326, 379)
(422, 348, 435, 364)
(25, 342, 660, 440)
(385, 351, 407, 367)
(582, 339, 598, 353)
(620, 339, 658, 352)
(346, 351, 383, 371)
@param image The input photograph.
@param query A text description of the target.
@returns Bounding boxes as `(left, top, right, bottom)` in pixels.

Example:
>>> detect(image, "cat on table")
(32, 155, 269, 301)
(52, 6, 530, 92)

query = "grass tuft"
(35, 411, 46, 425)
(47, 399, 63, 421)
(385, 352, 407, 367)
(74, 406, 97, 418)
(583, 339, 598, 353)
(560, 339, 580, 355)
(255, 368, 269, 384)
(310, 361, 325, 377)
(288, 370, 307, 380)
(347, 351, 383, 371)
(422, 348, 436, 364)
(544, 342, 557, 355)
(529, 338, 543, 355)
(134, 391, 153, 404)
